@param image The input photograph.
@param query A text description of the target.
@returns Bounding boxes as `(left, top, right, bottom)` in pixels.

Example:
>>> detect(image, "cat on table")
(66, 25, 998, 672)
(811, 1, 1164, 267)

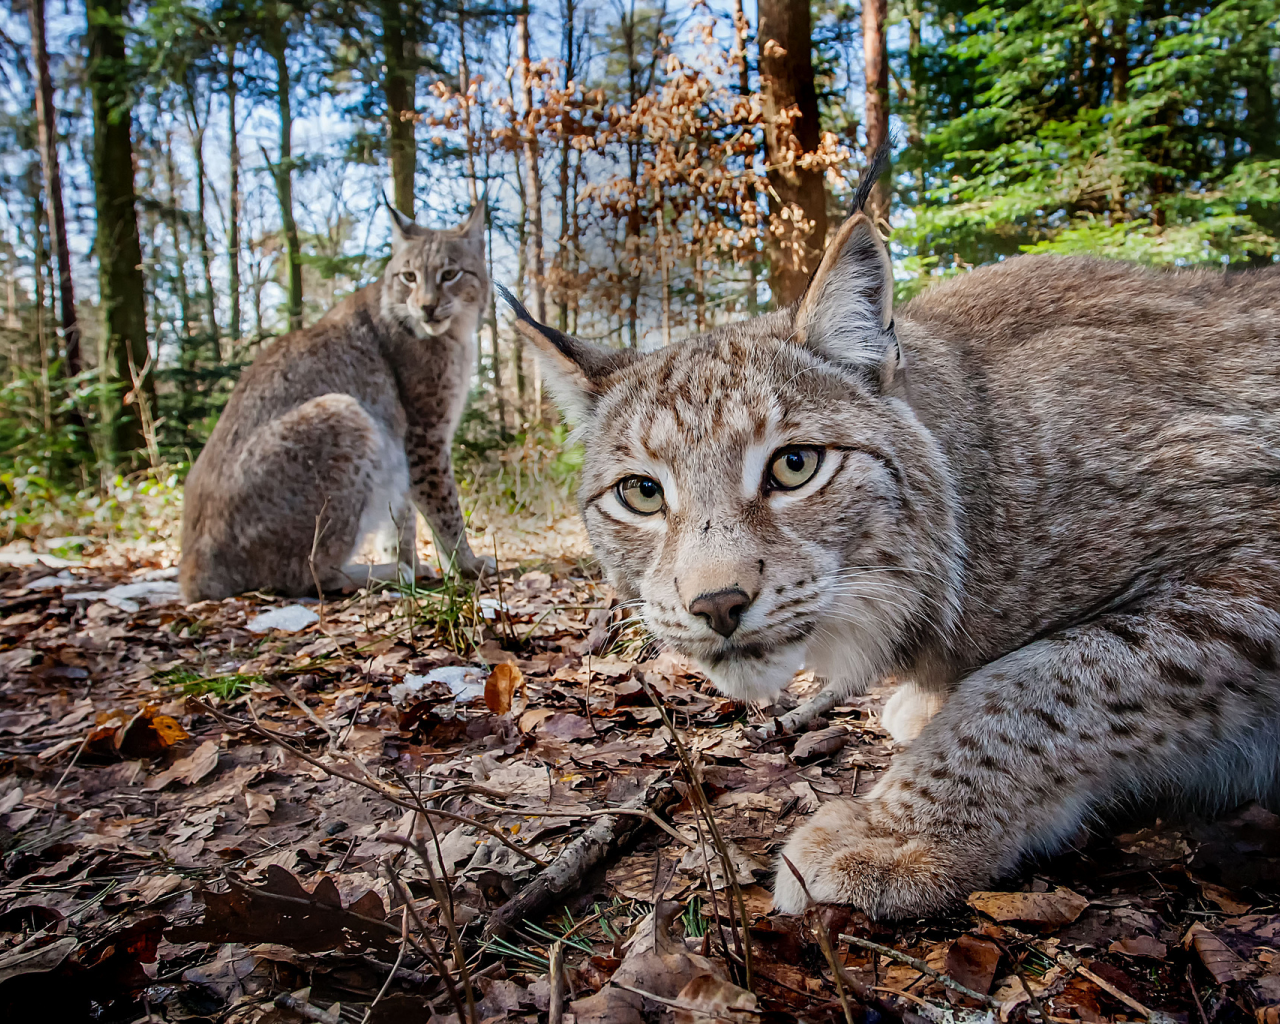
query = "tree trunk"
(733, 0, 760, 315)
(183, 77, 219, 345)
(28, 0, 79, 377)
(381, 0, 417, 213)
(265, 22, 303, 331)
(757, 0, 827, 307)
(507, 37, 528, 413)
(862, 0, 891, 229)
(87, 0, 151, 459)
(518, 8, 545, 420)
(226, 41, 242, 350)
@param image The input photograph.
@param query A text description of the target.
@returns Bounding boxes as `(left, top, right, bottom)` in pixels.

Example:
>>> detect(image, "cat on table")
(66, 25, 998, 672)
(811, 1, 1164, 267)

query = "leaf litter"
(0, 547, 1279, 1022)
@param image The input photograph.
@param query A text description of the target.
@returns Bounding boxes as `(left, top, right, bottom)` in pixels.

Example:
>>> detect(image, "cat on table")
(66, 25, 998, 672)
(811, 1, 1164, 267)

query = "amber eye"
(616, 475, 665, 515)
(768, 447, 823, 490)
(399, 271, 416, 285)
(440, 267, 461, 283)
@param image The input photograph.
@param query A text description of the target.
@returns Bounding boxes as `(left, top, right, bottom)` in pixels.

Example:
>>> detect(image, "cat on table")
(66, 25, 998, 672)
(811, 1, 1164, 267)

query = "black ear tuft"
(854, 136, 894, 214)
(383, 192, 417, 237)
(495, 283, 587, 368)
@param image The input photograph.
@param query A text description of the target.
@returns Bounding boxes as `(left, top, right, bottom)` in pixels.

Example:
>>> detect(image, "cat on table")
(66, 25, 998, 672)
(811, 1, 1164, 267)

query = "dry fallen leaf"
(1197, 878, 1253, 914)
(967, 887, 1089, 928)
(792, 725, 850, 762)
(944, 933, 1002, 999)
(245, 791, 276, 826)
(1109, 935, 1168, 958)
(484, 662, 525, 715)
(142, 739, 220, 791)
(672, 974, 758, 1023)
(1183, 921, 1250, 984)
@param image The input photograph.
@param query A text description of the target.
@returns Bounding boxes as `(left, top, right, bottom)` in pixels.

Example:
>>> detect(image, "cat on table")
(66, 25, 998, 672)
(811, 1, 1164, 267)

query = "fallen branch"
(483, 776, 677, 940)
(467, 794, 696, 849)
(757, 683, 848, 740)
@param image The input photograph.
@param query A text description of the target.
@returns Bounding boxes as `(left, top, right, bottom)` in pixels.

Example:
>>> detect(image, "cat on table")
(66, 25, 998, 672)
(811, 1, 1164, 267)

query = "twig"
(639, 674, 754, 992)
(484, 776, 676, 940)
(1187, 965, 1209, 1024)
(386, 866, 474, 1024)
(467, 795, 695, 849)
(274, 991, 342, 1024)
(548, 940, 566, 1024)
(361, 908, 409, 1024)
(1056, 950, 1156, 1019)
(196, 698, 547, 866)
(781, 856, 856, 1024)
(761, 683, 846, 739)
(382, 836, 476, 1024)
(840, 934, 1000, 1008)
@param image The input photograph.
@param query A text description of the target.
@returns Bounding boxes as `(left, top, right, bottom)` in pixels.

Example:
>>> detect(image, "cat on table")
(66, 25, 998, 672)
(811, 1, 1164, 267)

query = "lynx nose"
(689, 588, 752, 638)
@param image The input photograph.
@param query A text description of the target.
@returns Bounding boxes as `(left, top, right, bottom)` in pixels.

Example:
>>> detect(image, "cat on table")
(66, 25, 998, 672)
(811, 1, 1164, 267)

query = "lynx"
(502, 166, 1280, 917)
(181, 204, 493, 602)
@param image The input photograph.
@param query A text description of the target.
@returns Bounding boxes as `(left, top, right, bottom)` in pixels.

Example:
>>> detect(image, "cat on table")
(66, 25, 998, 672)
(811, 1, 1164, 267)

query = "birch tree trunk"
(264, 20, 303, 331)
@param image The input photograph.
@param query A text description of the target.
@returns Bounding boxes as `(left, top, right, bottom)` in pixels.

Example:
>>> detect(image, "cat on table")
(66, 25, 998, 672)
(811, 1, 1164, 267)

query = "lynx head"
(500, 173, 964, 703)
(382, 202, 489, 338)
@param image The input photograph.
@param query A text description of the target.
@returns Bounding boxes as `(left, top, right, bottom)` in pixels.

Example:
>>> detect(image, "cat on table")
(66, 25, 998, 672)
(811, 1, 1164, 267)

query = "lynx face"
(500, 211, 964, 703)
(382, 204, 488, 339)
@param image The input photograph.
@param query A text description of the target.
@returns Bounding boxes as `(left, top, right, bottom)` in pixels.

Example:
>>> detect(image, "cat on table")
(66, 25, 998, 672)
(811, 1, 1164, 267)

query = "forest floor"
(1, 510, 1279, 1024)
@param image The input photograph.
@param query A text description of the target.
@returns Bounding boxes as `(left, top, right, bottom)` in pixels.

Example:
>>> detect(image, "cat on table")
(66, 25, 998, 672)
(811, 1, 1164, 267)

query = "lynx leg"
(880, 681, 946, 745)
(773, 571, 1280, 917)
(407, 424, 494, 578)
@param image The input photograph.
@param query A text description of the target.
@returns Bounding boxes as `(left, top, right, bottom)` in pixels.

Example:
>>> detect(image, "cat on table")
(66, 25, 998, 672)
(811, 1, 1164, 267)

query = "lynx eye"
(440, 268, 461, 283)
(768, 446, 823, 490)
(616, 475, 665, 515)
(399, 271, 416, 285)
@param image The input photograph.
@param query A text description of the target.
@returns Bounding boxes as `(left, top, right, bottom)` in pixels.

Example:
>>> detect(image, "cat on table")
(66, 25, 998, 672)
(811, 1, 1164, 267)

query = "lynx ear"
(385, 196, 419, 251)
(793, 139, 900, 387)
(496, 284, 634, 424)
(457, 201, 486, 243)
(793, 212, 894, 366)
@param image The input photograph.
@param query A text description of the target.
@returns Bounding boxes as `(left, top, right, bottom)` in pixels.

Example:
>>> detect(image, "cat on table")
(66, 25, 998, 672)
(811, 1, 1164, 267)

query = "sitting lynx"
(181, 204, 493, 602)
(502, 164, 1280, 917)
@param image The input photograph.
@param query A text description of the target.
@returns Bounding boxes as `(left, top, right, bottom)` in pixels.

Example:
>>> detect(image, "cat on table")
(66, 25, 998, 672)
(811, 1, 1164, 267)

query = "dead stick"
(840, 934, 999, 1007)
(548, 940, 566, 1024)
(467, 795, 695, 849)
(483, 779, 676, 940)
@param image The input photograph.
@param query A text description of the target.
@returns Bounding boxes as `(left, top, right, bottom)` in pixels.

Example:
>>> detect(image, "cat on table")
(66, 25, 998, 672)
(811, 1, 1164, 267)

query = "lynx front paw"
(772, 799, 963, 918)
(456, 553, 497, 579)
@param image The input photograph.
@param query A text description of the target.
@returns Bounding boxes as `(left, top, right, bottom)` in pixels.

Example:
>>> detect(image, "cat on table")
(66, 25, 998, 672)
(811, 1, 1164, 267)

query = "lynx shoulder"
(502, 173, 1280, 917)
(180, 204, 493, 602)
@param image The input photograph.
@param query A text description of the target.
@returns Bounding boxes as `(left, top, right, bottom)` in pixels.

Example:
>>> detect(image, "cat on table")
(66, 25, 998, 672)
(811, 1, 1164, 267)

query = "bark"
(557, 0, 575, 332)
(861, 0, 891, 229)
(757, 0, 828, 307)
(182, 77, 218, 343)
(28, 0, 79, 376)
(507, 36, 528, 410)
(164, 135, 192, 437)
(264, 20, 303, 331)
(733, 0, 760, 315)
(518, 9, 544, 420)
(458, 7, 479, 206)
(381, 0, 417, 213)
(87, 0, 151, 458)
(226, 41, 242, 349)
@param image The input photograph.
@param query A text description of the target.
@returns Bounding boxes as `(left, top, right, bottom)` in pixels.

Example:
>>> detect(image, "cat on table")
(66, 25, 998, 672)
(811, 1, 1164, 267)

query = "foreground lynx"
(503, 173, 1280, 916)
(181, 204, 492, 601)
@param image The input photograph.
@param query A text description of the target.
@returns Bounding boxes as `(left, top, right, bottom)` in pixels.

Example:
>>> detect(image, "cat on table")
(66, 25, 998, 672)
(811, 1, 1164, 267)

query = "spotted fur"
(180, 205, 492, 601)
(506, 208, 1280, 917)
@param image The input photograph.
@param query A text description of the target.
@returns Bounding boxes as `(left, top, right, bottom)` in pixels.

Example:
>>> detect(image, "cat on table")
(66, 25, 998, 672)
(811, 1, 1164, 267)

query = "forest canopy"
(1, 0, 1278, 511)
